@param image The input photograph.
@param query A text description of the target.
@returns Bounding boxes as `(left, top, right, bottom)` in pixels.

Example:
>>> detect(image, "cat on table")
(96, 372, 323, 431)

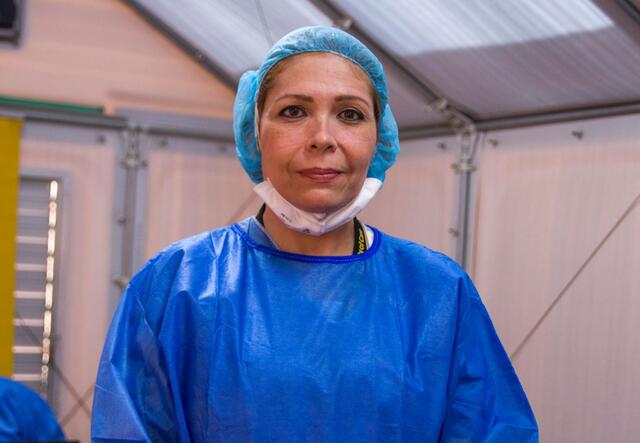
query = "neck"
(262, 206, 355, 256)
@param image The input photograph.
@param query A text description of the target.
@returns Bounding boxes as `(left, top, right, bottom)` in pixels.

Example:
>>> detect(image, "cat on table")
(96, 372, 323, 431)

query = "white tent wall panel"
(471, 114, 640, 442)
(0, 0, 235, 118)
(515, 220, 640, 442)
(19, 122, 120, 443)
(143, 134, 458, 260)
(144, 137, 261, 261)
(17, 112, 638, 442)
(361, 136, 458, 257)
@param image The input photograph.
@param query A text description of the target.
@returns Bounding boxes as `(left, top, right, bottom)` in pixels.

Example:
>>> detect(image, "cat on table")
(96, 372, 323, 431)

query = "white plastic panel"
(362, 136, 458, 257)
(339, 0, 613, 54)
(144, 136, 262, 260)
(20, 121, 120, 443)
(471, 114, 640, 442)
(145, 133, 457, 259)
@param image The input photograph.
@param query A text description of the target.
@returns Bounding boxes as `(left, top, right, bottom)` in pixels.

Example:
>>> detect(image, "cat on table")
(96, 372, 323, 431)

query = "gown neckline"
(231, 217, 382, 264)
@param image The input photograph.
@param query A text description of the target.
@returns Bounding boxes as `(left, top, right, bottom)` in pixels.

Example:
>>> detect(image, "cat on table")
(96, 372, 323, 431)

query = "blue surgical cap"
(233, 26, 400, 183)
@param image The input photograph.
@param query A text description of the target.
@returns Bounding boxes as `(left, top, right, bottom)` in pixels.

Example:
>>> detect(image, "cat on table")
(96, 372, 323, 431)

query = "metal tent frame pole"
(615, 0, 640, 26)
(0, 106, 234, 143)
(401, 101, 640, 140)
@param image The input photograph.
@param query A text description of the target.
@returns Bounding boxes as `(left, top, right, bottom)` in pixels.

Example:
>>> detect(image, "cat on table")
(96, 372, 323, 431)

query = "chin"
(289, 194, 351, 214)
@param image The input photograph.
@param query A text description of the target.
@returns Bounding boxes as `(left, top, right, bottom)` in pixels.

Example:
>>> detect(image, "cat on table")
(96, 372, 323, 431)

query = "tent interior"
(1, 0, 639, 441)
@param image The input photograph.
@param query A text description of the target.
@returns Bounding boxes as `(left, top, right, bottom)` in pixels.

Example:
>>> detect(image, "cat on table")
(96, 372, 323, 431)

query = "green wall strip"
(0, 94, 103, 115)
(0, 118, 21, 376)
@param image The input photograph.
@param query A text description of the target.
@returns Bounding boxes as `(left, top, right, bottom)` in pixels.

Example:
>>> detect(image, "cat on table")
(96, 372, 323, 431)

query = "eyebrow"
(335, 95, 371, 107)
(274, 93, 371, 107)
(274, 94, 313, 103)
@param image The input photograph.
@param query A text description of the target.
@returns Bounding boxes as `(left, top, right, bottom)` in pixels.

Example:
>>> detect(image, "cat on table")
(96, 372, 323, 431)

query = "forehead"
(267, 52, 373, 98)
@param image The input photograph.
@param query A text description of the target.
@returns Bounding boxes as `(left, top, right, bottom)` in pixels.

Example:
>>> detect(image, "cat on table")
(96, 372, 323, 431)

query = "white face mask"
(254, 178, 383, 236)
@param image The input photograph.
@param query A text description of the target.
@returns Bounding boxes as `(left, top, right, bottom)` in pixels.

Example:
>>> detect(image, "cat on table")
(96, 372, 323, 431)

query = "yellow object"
(0, 118, 21, 376)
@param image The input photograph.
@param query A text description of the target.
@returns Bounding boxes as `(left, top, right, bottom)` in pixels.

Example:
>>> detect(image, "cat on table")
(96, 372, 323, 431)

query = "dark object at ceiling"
(0, 0, 16, 28)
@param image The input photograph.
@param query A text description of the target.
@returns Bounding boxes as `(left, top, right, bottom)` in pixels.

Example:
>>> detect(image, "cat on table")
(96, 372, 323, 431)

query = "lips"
(298, 168, 343, 182)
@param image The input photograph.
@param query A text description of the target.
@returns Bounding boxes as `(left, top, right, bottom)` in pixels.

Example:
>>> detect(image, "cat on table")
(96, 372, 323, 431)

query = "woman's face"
(258, 52, 377, 214)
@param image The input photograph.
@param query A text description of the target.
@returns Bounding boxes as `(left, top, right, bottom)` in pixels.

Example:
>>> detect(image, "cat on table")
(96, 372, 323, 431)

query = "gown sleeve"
(91, 280, 180, 443)
(439, 275, 539, 443)
(0, 377, 65, 441)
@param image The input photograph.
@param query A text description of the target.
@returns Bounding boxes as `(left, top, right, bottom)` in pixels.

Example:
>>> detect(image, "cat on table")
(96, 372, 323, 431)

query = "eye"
(338, 108, 365, 122)
(280, 105, 306, 119)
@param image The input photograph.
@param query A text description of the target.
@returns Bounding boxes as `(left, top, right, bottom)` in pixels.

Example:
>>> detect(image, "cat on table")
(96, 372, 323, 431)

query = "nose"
(307, 114, 337, 152)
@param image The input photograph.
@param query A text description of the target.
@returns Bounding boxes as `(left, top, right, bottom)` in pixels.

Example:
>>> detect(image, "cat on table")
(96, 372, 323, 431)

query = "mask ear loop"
(254, 102, 261, 153)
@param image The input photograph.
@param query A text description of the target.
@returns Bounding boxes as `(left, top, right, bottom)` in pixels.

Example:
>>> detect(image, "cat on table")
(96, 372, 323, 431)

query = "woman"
(92, 26, 538, 442)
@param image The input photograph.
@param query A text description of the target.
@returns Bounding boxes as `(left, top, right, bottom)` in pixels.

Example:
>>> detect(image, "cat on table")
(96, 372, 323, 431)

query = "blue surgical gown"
(92, 218, 538, 442)
(0, 377, 65, 441)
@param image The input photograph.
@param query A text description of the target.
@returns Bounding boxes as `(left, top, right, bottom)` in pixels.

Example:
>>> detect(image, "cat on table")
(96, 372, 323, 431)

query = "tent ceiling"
(131, 0, 332, 78)
(124, 0, 640, 134)
(338, 0, 640, 119)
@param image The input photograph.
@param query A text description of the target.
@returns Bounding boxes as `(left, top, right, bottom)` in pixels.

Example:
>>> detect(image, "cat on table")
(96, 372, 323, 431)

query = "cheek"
(339, 129, 377, 169)
(259, 125, 301, 177)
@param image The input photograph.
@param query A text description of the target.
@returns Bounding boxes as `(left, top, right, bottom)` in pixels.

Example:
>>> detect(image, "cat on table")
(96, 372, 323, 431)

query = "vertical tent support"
(114, 127, 147, 290)
(452, 130, 480, 270)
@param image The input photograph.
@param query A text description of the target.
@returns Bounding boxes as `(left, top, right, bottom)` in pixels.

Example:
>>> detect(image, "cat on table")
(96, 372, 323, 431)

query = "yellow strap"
(0, 118, 21, 376)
